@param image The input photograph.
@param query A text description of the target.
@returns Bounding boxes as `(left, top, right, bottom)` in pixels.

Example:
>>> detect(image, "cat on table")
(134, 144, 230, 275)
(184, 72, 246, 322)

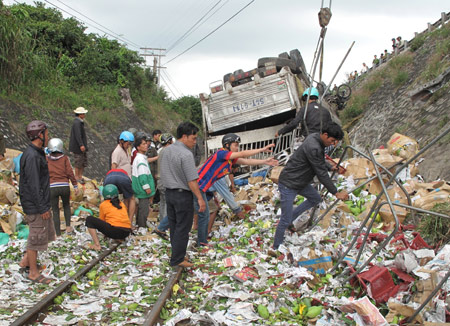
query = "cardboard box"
(298, 250, 333, 275)
(412, 270, 438, 308)
(342, 158, 375, 179)
(413, 190, 450, 210)
(269, 166, 284, 184)
(0, 181, 17, 205)
(373, 153, 404, 172)
(387, 133, 419, 160)
(235, 189, 249, 201)
(379, 205, 407, 224)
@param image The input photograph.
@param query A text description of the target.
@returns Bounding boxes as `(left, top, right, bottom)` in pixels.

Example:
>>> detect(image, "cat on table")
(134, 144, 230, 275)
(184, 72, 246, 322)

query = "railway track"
(10, 240, 184, 325)
(2, 230, 186, 326)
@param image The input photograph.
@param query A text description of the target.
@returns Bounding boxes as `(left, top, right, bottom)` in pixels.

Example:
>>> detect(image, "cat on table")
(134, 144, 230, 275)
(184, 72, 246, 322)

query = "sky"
(4, 0, 449, 98)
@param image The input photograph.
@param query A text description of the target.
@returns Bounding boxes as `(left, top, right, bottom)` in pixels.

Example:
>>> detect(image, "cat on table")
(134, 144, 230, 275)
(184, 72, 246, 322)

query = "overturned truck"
(199, 49, 340, 171)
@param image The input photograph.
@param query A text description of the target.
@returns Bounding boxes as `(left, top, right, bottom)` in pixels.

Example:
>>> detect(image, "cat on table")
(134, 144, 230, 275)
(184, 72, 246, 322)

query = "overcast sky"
(5, 0, 449, 98)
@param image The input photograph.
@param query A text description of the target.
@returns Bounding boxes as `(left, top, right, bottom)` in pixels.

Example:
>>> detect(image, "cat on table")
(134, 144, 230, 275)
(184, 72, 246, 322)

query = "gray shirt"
(160, 141, 198, 191)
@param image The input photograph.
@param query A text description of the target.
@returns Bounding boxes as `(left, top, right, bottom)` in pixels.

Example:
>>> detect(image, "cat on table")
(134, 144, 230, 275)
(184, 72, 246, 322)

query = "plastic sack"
(17, 224, 29, 239)
(0, 232, 9, 245)
(13, 153, 22, 174)
(74, 205, 93, 217)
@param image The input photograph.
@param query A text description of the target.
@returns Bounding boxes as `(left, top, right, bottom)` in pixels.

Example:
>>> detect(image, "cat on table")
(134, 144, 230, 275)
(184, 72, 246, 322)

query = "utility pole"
(140, 47, 166, 86)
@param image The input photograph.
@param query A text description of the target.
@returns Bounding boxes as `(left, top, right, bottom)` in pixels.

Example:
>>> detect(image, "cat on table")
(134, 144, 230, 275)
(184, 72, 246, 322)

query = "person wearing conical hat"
(69, 107, 88, 184)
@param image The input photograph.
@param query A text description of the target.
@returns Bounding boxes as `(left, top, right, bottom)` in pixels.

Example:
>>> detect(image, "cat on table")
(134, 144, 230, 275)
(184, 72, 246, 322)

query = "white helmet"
(48, 138, 64, 153)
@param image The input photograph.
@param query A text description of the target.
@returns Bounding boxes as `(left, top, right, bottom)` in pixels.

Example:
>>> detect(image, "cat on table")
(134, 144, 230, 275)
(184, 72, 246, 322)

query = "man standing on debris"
(275, 87, 332, 140)
(272, 122, 348, 250)
(69, 107, 88, 184)
(19, 121, 56, 284)
(160, 122, 205, 268)
(194, 133, 278, 247)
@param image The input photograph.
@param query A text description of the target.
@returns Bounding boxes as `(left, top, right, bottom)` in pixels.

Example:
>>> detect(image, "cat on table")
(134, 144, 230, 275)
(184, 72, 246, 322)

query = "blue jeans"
(210, 177, 241, 214)
(273, 182, 321, 249)
(157, 215, 169, 232)
(193, 190, 209, 246)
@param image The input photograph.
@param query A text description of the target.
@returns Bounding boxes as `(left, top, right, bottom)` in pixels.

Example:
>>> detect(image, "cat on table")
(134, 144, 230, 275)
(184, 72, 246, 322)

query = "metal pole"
(343, 151, 400, 282)
(303, 32, 326, 136)
(320, 41, 355, 102)
(406, 269, 450, 324)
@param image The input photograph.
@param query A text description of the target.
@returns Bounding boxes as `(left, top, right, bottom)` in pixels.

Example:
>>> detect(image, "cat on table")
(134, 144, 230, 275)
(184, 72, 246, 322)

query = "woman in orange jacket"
(85, 184, 132, 250)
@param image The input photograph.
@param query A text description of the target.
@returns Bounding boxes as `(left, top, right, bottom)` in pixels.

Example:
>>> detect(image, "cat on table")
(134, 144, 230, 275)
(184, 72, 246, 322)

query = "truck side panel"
(202, 67, 300, 134)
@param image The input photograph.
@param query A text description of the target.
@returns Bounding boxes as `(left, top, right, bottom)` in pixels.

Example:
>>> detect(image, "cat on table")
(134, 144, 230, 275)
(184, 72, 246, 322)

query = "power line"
(160, 74, 179, 99)
(53, 0, 141, 49)
(166, 0, 223, 53)
(162, 70, 184, 97)
(150, 0, 210, 47)
(165, 0, 255, 65)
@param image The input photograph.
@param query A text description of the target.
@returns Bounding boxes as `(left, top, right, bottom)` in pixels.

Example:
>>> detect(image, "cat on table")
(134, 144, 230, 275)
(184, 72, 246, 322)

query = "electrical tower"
(140, 47, 166, 86)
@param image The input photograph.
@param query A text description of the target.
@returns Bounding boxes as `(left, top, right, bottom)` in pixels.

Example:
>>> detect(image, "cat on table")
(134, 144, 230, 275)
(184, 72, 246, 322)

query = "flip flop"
(152, 229, 168, 241)
(28, 275, 53, 284)
(19, 264, 44, 275)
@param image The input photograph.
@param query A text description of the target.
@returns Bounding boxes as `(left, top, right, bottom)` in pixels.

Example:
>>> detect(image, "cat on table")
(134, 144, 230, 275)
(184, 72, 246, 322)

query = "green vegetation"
(418, 22, 450, 83)
(429, 82, 449, 104)
(409, 34, 426, 52)
(0, 1, 201, 130)
(417, 203, 450, 246)
(393, 71, 409, 87)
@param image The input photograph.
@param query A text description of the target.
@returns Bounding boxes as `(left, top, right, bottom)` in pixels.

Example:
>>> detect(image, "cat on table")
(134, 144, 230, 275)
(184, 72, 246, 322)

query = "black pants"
(85, 215, 131, 240)
(166, 189, 194, 266)
(50, 186, 71, 236)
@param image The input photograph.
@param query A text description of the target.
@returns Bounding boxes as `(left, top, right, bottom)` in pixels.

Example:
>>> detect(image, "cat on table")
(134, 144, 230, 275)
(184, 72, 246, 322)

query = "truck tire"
(223, 73, 232, 83)
(337, 84, 352, 100)
(289, 49, 308, 75)
(257, 57, 297, 73)
(278, 52, 290, 59)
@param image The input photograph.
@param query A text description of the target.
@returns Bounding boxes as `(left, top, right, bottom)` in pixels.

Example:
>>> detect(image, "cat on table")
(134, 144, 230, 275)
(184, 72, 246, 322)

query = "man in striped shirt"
(194, 133, 278, 247)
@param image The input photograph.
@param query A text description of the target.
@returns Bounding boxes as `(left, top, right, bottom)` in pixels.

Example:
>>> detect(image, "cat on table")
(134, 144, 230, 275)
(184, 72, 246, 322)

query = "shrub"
(393, 71, 409, 87)
(409, 34, 426, 52)
(340, 94, 368, 124)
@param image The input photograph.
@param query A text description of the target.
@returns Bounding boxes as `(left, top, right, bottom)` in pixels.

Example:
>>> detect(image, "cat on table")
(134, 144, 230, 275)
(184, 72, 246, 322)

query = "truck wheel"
(337, 84, 352, 100)
(257, 57, 278, 68)
(223, 73, 232, 83)
(278, 52, 290, 59)
(289, 49, 308, 75)
(257, 57, 297, 73)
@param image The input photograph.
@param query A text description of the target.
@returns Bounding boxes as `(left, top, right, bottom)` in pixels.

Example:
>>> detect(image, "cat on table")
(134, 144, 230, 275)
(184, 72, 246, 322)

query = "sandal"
(152, 229, 168, 241)
(28, 275, 53, 284)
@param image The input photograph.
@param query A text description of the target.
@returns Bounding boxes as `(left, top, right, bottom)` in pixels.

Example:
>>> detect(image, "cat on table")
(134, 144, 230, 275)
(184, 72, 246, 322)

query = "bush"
(363, 77, 382, 93)
(340, 94, 368, 124)
(409, 34, 426, 52)
(393, 71, 409, 87)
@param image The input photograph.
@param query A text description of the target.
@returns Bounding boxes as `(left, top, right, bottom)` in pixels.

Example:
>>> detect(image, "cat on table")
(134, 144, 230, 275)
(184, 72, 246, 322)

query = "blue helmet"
(119, 131, 134, 142)
(302, 87, 320, 98)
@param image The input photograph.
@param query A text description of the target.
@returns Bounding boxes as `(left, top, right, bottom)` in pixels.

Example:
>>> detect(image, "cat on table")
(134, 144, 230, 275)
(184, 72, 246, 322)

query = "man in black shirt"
(275, 87, 332, 139)
(273, 122, 348, 250)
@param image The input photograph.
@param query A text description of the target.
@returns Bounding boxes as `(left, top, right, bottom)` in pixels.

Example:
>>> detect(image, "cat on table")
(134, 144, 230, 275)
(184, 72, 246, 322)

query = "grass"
(417, 22, 450, 83)
(417, 203, 450, 247)
(409, 34, 426, 52)
(393, 71, 409, 87)
(429, 82, 449, 104)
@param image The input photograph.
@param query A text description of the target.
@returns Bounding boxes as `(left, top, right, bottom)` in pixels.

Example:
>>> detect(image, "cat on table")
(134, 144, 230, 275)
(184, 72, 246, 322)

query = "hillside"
(0, 1, 201, 179)
(342, 20, 450, 181)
